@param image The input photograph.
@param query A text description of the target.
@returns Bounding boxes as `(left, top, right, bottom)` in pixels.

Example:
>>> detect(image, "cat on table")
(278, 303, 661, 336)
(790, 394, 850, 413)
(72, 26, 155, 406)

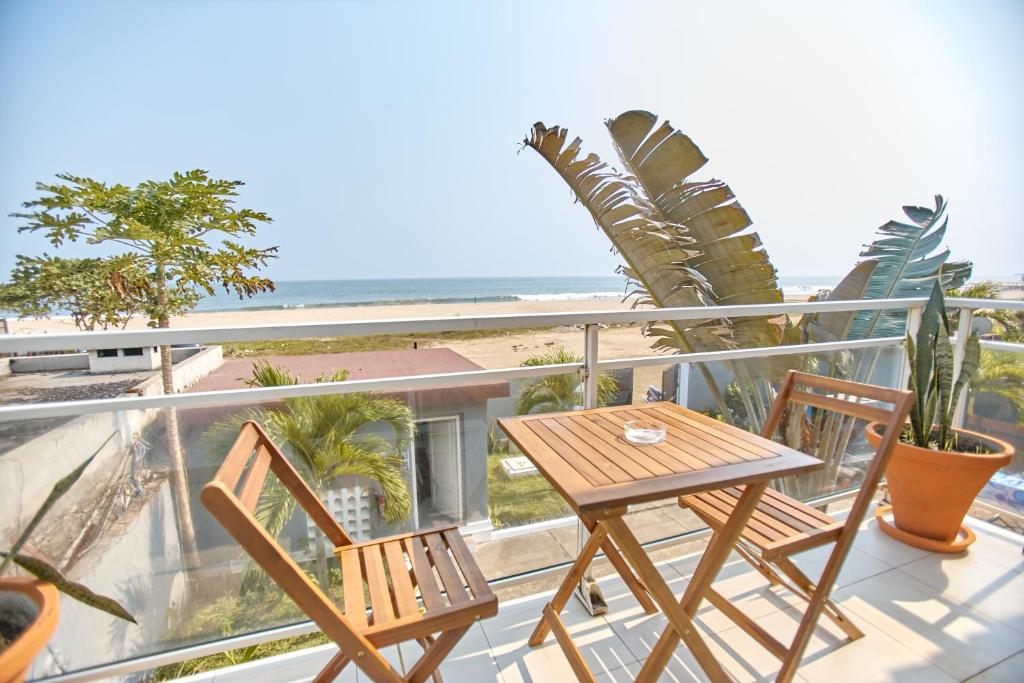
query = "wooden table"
(498, 402, 822, 683)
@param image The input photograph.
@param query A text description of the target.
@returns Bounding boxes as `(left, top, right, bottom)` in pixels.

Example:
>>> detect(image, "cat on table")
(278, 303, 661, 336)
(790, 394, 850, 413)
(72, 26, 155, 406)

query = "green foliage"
(515, 347, 619, 414)
(905, 283, 981, 450)
(0, 435, 135, 626)
(947, 280, 1024, 342)
(487, 454, 570, 527)
(0, 254, 150, 330)
(10, 170, 277, 327)
(846, 196, 972, 340)
(970, 351, 1024, 425)
(208, 361, 414, 590)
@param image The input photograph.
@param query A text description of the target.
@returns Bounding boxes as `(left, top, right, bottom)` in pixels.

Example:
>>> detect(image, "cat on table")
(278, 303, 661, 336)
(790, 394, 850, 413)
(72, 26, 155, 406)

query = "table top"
(497, 402, 822, 516)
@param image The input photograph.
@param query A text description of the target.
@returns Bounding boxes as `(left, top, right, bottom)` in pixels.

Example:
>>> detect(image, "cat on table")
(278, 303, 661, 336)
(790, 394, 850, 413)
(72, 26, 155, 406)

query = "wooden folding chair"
(201, 421, 498, 683)
(679, 371, 914, 683)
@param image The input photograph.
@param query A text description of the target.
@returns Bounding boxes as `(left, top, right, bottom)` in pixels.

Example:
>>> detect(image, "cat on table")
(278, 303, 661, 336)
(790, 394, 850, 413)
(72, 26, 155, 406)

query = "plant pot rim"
(866, 421, 1014, 470)
(0, 577, 60, 674)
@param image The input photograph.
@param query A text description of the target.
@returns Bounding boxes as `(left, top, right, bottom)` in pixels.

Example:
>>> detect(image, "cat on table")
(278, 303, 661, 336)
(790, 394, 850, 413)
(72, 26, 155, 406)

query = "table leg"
(583, 516, 658, 615)
(635, 482, 769, 683)
(528, 521, 609, 647)
(603, 516, 732, 683)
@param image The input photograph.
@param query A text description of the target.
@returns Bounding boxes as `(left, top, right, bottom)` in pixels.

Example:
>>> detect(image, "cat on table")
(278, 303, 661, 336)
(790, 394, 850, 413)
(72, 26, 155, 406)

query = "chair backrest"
(200, 422, 368, 652)
(763, 370, 915, 524)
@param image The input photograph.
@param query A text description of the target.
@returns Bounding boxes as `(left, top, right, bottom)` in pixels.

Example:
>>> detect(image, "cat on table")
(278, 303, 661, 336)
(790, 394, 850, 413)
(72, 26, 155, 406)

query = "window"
(96, 349, 118, 358)
(123, 347, 144, 357)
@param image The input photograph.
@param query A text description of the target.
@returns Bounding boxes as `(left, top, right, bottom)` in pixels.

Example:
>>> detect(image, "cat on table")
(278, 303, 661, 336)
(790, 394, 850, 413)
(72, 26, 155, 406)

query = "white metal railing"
(2, 297, 1021, 423)
(3, 296, 1023, 683)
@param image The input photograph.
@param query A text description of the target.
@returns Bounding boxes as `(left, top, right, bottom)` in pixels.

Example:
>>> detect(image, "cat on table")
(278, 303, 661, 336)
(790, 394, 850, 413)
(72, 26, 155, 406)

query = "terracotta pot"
(0, 578, 59, 683)
(866, 422, 1014, 549)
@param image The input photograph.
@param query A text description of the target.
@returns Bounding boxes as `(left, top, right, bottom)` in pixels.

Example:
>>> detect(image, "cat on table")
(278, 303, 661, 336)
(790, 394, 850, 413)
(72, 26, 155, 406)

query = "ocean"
(188, 275, 842, 313)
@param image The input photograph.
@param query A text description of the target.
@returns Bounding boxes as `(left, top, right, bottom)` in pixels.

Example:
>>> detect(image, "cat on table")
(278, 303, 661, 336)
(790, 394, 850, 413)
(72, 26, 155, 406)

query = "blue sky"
(1, 0, 1021, 281)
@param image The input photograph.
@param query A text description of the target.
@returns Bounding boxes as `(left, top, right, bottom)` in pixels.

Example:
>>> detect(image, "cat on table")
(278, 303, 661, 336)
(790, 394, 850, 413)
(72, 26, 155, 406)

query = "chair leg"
(405, 626, 470, 683)
(773, 556, 864, 641)
(416, 638, 443, 683)
(312, 650, 350, 683)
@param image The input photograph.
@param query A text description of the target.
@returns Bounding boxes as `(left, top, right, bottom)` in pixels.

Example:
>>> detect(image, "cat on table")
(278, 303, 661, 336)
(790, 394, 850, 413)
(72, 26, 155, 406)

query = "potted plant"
(866, 282, 1014, 553)
(1, 447, 136, 683)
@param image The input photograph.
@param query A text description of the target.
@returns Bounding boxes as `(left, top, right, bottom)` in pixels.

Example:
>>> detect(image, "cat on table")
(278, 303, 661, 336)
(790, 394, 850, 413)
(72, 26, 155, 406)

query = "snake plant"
(905, 281, 980, 451)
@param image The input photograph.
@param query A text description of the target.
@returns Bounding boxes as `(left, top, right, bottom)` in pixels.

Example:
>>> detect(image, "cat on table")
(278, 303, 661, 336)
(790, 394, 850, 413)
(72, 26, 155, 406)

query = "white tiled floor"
(190, 514, 1024, 683)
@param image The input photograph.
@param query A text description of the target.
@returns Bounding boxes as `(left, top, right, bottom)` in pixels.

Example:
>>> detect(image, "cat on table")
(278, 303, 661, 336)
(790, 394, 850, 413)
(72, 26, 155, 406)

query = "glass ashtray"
(623, 419, 667, 444)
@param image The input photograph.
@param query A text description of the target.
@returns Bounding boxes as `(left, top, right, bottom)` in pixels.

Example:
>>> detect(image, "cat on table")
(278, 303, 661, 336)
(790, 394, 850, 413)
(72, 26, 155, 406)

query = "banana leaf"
(846, 196, 971, 340)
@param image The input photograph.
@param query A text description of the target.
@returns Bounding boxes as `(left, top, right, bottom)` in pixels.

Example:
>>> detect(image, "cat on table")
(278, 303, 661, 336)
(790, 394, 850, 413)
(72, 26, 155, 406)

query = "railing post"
(952, 307, 974, 429)
(581, 323, 600, 410)
(575, 323, 608, 616)
(899, 306, 923, 391)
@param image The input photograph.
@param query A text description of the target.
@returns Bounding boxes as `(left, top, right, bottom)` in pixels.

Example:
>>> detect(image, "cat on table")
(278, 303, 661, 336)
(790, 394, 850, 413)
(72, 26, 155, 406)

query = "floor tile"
(965, 650, 1024, 682)
(899, 553, 1024, 633)
(833, 569, 1024, 680)
(754, 606, 957, 683)
(666, 555, 803, 634)
(854, 519, 935, 568)
(962, 517, 1024, 574)
(482, 593, 636, 682)
(788, 544, 892, 589)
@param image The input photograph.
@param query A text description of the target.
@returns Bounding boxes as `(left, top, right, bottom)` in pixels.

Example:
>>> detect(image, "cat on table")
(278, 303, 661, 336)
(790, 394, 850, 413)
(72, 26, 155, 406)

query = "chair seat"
(334, 525, 497, 646)
(681, 486, 844, 560)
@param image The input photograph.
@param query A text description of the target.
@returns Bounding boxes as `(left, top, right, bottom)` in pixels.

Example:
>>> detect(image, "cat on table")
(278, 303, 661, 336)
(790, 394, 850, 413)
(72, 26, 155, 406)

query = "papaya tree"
(12, 170, 278, 569)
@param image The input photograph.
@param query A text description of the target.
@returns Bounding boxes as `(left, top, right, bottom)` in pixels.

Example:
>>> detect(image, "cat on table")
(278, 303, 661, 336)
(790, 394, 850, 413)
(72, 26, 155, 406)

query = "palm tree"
(516, 347, 619, 414)
(223, 361, 413, 588)
(969, 351, 1024, 426)
(947, 281, 1024, 341)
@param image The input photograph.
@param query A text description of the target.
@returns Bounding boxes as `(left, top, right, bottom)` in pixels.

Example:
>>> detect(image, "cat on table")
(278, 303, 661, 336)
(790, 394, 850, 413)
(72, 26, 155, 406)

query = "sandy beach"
(5, 287, 1018, 402)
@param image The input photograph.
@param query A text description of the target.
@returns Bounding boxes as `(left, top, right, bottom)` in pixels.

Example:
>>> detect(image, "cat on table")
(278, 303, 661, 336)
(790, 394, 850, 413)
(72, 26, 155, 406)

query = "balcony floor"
(181, 511, 1024, 683)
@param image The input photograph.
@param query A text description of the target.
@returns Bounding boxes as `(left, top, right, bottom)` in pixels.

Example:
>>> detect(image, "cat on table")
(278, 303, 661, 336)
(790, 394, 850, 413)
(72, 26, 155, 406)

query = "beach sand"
(3, 297, 685, 400)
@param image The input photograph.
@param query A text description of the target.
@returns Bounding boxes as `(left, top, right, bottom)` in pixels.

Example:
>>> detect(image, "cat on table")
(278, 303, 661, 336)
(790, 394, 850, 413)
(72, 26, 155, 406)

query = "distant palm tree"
(516, 347, 619, 414)
(969, 351, 1024, 426)
(220, 360, 413, 588)
(948, 281, 1024, 341)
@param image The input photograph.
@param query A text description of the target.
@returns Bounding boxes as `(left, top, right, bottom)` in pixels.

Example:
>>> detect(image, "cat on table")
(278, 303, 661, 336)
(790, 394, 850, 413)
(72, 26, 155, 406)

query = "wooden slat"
(623, 407, 747, 466)
(527, 420, 619, 486)
(792, 371, 905, 403)
(658, 403, 795, 457)
(237, 444, 272, 512)
(751, 487, 837, 527)
(788, 390, 891, 424)
(645, 405, 784, 460)
(573, 450, 820, 514)
(362, 544, 395, 625)
(617, 408, 742, 467)
(405, 536, 444, 611)
(497, 416, 592, 506)
(539, 417, 637, 482)
(442, 529, 493, 601)
(382, 541, 419, 619)
(697, 490, 787, 543)
(217, 423, 261, 490)
(593, 411, 715, 470)
(424, 532, 469, 605)
(573, 414, 680, 474)
(683, 494, 778, 548)
(556, 415, 663, 479)
(339, 546, 367, 630)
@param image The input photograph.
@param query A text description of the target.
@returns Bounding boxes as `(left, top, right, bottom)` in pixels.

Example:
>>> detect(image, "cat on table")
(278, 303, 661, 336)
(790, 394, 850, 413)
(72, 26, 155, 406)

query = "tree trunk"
(314, 532, 329, 589)
(155, 275, 201, 571)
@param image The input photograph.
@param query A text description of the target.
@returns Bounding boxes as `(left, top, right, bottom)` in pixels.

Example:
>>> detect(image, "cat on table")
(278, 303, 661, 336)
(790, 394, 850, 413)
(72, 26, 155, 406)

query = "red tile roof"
(188, 347, 509, 406)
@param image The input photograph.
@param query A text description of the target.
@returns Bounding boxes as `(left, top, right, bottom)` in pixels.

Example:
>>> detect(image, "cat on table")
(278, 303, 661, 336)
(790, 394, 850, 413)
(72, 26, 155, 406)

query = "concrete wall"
(0, 357, 9, 377)
(6, 345, 206, 375)
(129, 346, 224, 396)
(10, 352, 89, 372)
